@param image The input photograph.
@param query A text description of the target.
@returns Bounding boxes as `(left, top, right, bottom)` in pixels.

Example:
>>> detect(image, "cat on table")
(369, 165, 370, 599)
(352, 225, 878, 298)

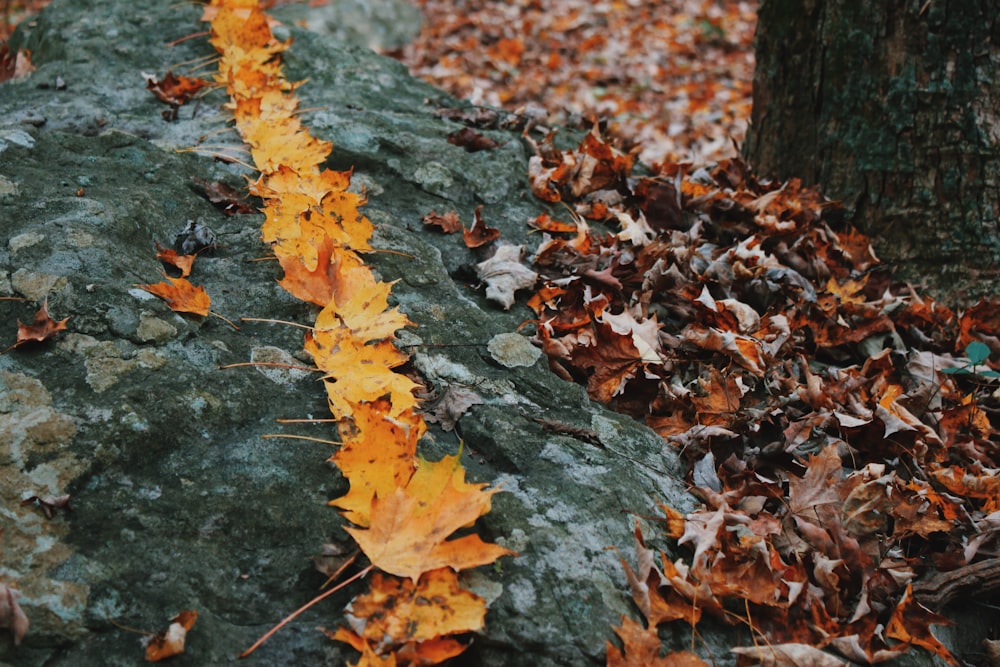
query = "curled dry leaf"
(424, 386, 484, 432)
(463, 205, 500, 248)
(154, 242, 195, 278)
(14, 299, 69, 348)
(190, 177, 255, 216)
(143, 610, 198, 662)
(0, 583, 29, 646)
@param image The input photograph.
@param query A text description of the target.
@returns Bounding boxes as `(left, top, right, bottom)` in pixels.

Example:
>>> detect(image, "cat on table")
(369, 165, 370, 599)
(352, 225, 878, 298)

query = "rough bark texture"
(744, 0, 1000, 303)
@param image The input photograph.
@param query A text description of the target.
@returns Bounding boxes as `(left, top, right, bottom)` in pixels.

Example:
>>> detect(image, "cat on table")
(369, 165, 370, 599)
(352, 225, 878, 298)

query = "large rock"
(0, 2, 974, 666)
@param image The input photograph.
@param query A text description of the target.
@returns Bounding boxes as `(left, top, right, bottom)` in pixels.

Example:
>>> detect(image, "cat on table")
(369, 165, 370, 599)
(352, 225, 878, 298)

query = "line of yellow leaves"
(203, 2, 511, 664)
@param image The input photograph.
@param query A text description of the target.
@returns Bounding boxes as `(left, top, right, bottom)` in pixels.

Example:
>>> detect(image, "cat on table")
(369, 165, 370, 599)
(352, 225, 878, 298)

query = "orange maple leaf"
(154, 242, 195, 277)
(607, 616, 708, 667)
(275, 236, 366, 306)
(462, 205, 500, 248)
(13, 300, 69, 348)
(137, 276, 210, 316)
(886, 584, 957, 665)
(344, 453, 514, 581)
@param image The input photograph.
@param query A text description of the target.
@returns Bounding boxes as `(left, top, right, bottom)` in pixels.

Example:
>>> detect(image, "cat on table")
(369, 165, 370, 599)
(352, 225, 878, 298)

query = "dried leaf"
(14, 299, 69, 348)
(344, 453, 514, 581)
(137, 276, 211, 317)
(476, 244, 537, 310)
(447, 127, 503, 152)
(154, 242, 195, 278)
(143, 70, 209, 107)
(463, 205, 500, 248)
(421, 210, 462, 234)
(144, 610, 197, 662)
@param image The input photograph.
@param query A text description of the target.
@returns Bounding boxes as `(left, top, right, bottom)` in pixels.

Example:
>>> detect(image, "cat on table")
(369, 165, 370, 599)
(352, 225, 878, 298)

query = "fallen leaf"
(344, 453, 514, 581)
(137, 276, 211, 316)
(424, 386, 484, 432)
(731, 643, 848, 666)
(0, 583, 29, 645)
(463, 205, 500, 248)
(447, 127, 503, 152)
(422, 210, 462, 234)
(190, 176, 256, 215)
(154, 242, 195, 278)
(144, 610, 197, 662)
(885, 584, 957, 665)
(476, 243, 537, 309)
(13, 299, 69, 348)
(143, 70, 209, 107)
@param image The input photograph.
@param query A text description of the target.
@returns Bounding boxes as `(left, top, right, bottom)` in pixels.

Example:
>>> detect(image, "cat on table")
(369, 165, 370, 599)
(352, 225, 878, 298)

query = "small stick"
(261, 434, 341, 446)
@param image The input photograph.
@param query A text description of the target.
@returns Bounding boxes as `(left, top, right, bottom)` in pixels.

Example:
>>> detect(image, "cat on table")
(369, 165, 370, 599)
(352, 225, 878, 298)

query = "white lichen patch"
(9, 232, 45, 253)
(487, 332, 542, 368)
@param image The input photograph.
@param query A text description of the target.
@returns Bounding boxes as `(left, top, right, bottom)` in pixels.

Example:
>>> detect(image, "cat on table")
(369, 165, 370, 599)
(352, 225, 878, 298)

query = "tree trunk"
(743, 0, 1000, 303)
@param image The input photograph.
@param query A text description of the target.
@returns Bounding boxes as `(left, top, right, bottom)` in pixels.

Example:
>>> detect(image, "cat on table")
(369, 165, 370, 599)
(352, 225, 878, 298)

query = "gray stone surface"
(0, 2, 977, 666)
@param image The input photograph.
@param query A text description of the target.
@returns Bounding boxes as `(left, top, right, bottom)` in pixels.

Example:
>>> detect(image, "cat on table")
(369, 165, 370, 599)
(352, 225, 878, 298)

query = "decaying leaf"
(0, 583, 29, 646)
(731, 643, 849, 666)
(476, 244, 538, 310)
(0, 44, 34, 83)
(191, 176, 256, 215)
(143, 610, 197, 662)
(137, 275, 211, 316)
(423, 386, 485, 432)
(13, 299, 69, 348)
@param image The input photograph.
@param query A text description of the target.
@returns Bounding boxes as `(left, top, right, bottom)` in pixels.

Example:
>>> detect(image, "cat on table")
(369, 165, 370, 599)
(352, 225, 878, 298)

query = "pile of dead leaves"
(398, 0, 755, 166)
(515, 127, 1000, 664)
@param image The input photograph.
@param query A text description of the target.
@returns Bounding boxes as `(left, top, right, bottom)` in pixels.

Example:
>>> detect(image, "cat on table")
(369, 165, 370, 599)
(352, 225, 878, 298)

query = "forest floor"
(395, 0, 757, 167)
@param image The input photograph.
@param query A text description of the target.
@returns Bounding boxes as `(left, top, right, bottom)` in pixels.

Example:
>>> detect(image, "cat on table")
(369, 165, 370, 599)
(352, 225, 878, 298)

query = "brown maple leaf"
(13, 299, 69, 348)
(191, 177, 255, 216)
(463, 205, 500, 248)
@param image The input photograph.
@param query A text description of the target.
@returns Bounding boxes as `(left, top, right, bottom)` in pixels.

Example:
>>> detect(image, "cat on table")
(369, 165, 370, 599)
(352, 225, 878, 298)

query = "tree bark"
(743, 0, 1000, 303)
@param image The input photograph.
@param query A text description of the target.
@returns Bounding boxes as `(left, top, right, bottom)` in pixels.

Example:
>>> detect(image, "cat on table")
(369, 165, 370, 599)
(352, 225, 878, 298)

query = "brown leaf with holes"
(13, 300, 69, 348)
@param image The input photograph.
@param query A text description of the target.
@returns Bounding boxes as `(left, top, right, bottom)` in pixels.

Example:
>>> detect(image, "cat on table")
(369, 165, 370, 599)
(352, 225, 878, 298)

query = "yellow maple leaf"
(136, 276, 210, 317)
(331, 402, 423, 527)
(314, 280, 413, 344)
(344, 453, 514, 581)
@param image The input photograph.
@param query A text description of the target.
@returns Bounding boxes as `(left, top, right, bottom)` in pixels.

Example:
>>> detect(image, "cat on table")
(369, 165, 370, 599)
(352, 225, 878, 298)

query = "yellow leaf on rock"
(331, 402, 423, 527)
(347, 569, 486, 648)
(344, 454, 514, 581)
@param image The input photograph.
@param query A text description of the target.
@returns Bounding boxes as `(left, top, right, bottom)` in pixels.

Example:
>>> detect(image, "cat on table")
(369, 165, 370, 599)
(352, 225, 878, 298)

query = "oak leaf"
(344, 453, 514, 581)
(14, 300, 69, 348)
(137, 276, 210, 316)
